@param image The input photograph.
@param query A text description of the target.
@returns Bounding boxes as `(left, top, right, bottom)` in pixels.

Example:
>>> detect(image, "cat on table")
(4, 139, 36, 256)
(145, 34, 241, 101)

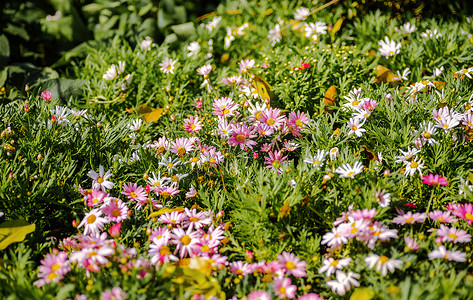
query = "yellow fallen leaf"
(375, 65, 401, 83)
(324, 86, 337, 113)
(137, 104, 164, 123)
(0, 220, 35, 250)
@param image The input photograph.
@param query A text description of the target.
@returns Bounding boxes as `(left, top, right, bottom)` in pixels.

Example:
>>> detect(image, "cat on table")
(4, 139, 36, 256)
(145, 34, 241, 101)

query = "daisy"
(212, 97, 239, 117)
(428, 210, 457, 223)
(103, 64, 117, 81)
(419, 121, 438, 145)
(40, 90, 52, 102)
(228, 123, 257, 151)
(34, 252, 70, 287)
(329, 147, 339, 161)
(101, 287, 127, 300)
(157, 186, 180, 198)
(322, 226, 349, 247)
(159, 57, 177, 74)
(187, 41, 200, 57)
(196, 64, 212, 77)
(128, 118, 142, 132)
(403, 156, 424, 177)
(435, 115, 460, 133)
(149, 227, 171, 244)
(422, 174, 448, 186)
(436, 225, 471, 243)
(183, 208, 212, 230)
(70, 245, 114, 267)
(364, 222, 398, 249)
(277, 252, 307, 277)
(394, 146, 421, 163)
(50, 106, 70, 125)
(283, 141, 299, 152)
(247, 101, 268, 122)
(273, 277, 297, 299)
(318, 257, 351, 277)
(222, 75, 244, 86)
(264, 150, 288, 170)
(378, 37, 401, 57)
(238, 59, 255, 73)
(347, 117, 366, 137)
(140, 36, 152, 51)
(392, 211, 427, 225)
(428, 245, 466, 262)
(421, 29, 442, 39)
(147, 171, 170, 189)
(149, 239, 178, 265)
(364, 254, 402, 276)
(229, 261, 253, 276)
(101, 198, 129, 223)
(404, 236, 419, 251)
(183, 115, 202, 134)
(287, 111, 308, 136)
(326, 270, 360, 296)
(85, 189, 108, 207)
(375, 189, 391, 208)
(304, 22, 328, 41)
(396, 22, 416, 34)
(248, 291, 271, 300)
(294, 6, 310, 20)
(121, 182, 148, 203)
(78, 209, 109, 235)
(186, 185, 198, 199)
(158, 211, 186, 226)
(268, 23, 282, 45)
(335, 161, 364, 179)
(260, 107, 286, 129)
(87, 165, 115, 191)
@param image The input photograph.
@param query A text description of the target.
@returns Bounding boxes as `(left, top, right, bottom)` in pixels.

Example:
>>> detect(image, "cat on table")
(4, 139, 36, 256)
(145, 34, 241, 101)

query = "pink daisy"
(149, 227, 171, 244)
(121, 183, 148, 204)
(229, 261, 253, 276)
(40, 90, 52, 102)
(78, 209, 109, 235)
(260, 107, 286, 129)
(87, 165, 115, 191)
(436, 225, 471, 243)
(264, 150, 288, 170)
(228, 123, 257, 151)
(297, 293, 324, 300)
(422, 174, 449, 185)
(183, 208, 212, 230)
(196, 64, 212, 77)
(452, 203, 473, 225)
(101, 198, 129, 223)
(170, 227, 201, 258)
(183, 115, 202, 134)
(287, 111, 308, 136)
(157, 186, 180, 198)
(212, 97, 239, 117)
(34, 252, 70, 287)
(170, 137, 195, 157)
(428, 245, 466, 262)
(149, 238, 178, 265)
(248, 291, 271, 300)
(392, 211, 427, 225)
(101, 287, 127, 300)
(277, 251, 307, 277)
(428, 210, 457, 223)
(273, 277, 297, 299)
(404, 236, 419, 251)
(85, 190, 108, 207)
(158, 211, 186, 226)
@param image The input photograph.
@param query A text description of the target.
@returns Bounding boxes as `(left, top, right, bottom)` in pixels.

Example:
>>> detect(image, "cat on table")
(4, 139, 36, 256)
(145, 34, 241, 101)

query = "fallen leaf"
(375, 65, 401, 83)
(137, 104, 164, 123)
(324, 86, 337, 113)
(0, 220, 35, 250)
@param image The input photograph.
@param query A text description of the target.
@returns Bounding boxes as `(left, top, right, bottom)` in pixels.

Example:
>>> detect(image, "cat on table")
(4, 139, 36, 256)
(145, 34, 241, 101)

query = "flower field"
(2, 0, 473, 299)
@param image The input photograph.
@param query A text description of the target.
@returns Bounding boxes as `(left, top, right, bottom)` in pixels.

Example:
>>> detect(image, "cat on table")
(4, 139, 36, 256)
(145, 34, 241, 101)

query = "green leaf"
(0, 35, 10, 67)
(4, 23, 30, 41)
(158, 8, 174, 29)
(0, 220, 35, 250)
(171, 22, 196, 40)
(173, 6, 187, 24)
(37, 78, 86, 102)
(82, 3, 105, 17)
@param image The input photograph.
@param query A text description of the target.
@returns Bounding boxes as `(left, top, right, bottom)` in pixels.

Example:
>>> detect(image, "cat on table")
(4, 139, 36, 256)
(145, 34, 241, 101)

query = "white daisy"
(335, 161, 364, 179)
(378, 36, 401, 57)
(364, 254, 402, 276)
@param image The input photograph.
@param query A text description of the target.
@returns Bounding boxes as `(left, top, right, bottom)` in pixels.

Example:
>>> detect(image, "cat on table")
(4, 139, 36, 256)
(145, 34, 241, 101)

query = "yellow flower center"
(130, 192, 137, 198)
(181, 235, 191, 245)
(406, 217, 415, 224)
(167, 163, 174, 168)
(348, 171, 355, 178)
(379, 256, 389, 264)
(266, 118, 275, 126)
(160, 245, 171, 255)
(272, 160, 281, 168)
(97, 177, 104, 184)
(177, 147, 186, 157)
(352, 126, 358, 131)
(465, 213, 473, 220)
(92, 198, 99, 204)
(236, 134, 246, 143)
(51, 263, 61, 271)
(352, 100, 359, 106)
(112, 209, 121, 217)
(448, 233, 458, 239)
(88, 251, 97, 257)
(222, 108, 230, 115)
(350, 228, 358, 234)
(330, 260, 339, 267)
(47, 272, 58, 280)
(189, 217, 199, 222)
(295, 120, 303, 127)
(201, 245, 210, 252)
(279, 287, 286, 294)
(87, 215, 97, 224)
(410, 162, 418, 168)
(190, 124, 196, 130)
(423, 132, 431, 139)
(285, 261, 296, 270)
